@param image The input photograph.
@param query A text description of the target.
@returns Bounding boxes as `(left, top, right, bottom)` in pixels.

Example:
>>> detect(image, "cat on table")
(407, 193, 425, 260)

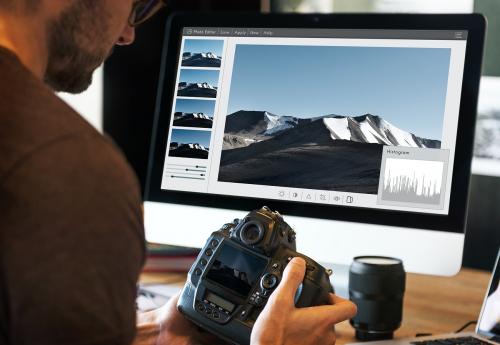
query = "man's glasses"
(129, 0, 167, 27)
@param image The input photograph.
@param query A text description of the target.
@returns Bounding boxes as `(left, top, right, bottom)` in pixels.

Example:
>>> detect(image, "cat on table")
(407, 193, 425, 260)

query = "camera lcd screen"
(205, 291, 236, 312)
(206, 243, 268, 297)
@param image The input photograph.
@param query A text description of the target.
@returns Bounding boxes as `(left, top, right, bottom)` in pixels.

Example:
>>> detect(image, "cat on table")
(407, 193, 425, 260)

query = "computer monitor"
(144, 13, 485, 277)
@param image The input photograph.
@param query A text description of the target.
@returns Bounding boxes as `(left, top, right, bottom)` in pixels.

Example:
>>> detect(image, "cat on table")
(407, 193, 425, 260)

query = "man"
(0, 1, 357, 344)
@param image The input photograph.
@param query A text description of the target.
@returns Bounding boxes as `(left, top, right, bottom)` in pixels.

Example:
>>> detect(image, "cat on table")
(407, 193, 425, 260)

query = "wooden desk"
(140, 268, 491, 345)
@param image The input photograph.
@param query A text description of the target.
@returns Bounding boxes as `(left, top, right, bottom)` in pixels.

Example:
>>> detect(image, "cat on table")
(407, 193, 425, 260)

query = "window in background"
(472, 0, 500, 177)
(268, 0, 473, 13)
(57, 66, 103, 132)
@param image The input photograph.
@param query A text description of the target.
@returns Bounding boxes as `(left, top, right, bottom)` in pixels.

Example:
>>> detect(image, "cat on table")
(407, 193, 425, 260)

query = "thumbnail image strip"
(169, 128, 211, 159)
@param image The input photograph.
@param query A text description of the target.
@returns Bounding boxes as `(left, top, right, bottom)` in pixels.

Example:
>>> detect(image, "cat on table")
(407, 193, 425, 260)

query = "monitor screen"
(145, 14, 485, 277)
(160, 27, 467, 215)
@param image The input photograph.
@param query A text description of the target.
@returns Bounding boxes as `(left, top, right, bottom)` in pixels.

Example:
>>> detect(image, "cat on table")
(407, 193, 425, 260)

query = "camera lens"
(349, 256, 406, 341)
(239, 221, 265, 245)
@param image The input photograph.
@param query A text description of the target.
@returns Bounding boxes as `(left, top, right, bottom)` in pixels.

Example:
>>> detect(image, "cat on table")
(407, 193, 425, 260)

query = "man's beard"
(44, 0, 111, 94)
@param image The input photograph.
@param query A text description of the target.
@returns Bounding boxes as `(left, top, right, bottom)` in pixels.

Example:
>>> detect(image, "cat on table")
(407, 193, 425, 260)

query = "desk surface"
(140, 268, 491, 345)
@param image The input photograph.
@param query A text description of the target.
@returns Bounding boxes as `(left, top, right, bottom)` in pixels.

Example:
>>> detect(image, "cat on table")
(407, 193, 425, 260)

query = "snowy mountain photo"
(173, 99, 215, 128)
(169, 129, 211, 159)
(170, 142, 209, 159)
(223, 111, 440, 150)
(173, 112, 213, 128)
(182, 52, 222, 67)
(177, 69, 219, 98)
(181, 39, 223, 68)
(217, 44, 450, 193)
(178, 82, 218, 98)
(219, 111, 441, 193)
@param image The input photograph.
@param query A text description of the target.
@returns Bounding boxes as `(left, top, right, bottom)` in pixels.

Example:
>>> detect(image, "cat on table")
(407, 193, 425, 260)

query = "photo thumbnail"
(169, 128, 211, 159)
(178, 69, 219, 98)
(182, 39, 223, 67)
(173, 99, 215, 128)
(218, 44, 450, 194)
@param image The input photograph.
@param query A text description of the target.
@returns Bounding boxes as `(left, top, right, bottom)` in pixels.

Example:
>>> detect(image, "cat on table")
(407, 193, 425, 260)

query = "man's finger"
(271, 257, 306, 303)
(329, 293, 351, 305)
(303, 294, 357, 325)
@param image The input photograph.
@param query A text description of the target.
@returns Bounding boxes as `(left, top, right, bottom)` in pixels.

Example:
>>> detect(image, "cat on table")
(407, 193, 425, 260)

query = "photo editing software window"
(161, 27, 467, 215)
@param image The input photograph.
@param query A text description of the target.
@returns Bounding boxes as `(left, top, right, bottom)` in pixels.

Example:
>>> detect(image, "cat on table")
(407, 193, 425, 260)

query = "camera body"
(177, 207, 333, 345)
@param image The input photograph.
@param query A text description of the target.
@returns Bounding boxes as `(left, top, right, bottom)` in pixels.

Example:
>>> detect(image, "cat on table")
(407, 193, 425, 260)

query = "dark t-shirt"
(0, 47, 145, 345)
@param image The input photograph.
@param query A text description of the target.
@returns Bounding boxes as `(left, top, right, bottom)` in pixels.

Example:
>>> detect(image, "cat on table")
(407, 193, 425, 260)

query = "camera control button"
(205, 308, 212, 315)
(204, 249, 213, 256)
(194, 268, 202, 276)
(210, 239, 219, 247)
(213, 312, 220, 319)
(200, 258, 207, 266)
(254, 296, 264, 306)
(261, 273, 279, 290)
(196, 303, 205, 312)
(262, 289, 272, 297)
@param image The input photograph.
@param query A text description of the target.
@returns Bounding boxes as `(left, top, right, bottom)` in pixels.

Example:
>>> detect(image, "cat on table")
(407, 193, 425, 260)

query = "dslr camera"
(177, 206, 333, 345)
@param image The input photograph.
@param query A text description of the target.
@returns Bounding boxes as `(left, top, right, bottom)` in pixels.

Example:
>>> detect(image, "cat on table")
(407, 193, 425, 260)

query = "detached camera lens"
(240, 221, 265, 245)
(349, 256, 406, 341)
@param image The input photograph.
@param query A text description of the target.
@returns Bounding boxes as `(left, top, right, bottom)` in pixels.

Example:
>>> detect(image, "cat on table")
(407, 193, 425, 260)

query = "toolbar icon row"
(277, 190, 355, 205)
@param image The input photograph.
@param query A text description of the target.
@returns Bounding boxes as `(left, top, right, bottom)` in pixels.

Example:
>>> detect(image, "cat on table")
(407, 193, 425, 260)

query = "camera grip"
(295, 275, 332, 308)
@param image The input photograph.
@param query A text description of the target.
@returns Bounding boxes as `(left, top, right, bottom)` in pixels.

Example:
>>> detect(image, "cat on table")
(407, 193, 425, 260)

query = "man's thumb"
(272, 257, 306, 303)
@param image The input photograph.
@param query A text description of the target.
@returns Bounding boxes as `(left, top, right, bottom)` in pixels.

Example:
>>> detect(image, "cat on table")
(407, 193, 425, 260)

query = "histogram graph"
(381, 158, 444, 205)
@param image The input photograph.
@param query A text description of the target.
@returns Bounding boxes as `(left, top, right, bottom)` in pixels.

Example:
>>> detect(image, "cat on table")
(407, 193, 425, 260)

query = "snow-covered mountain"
(178, 82, 217, 91)
(323, 114, 439, 148)
(173, 112, 213, 129)
(177, 82, 217, 98)
(174, 112, 212, 120)
(170, 142, 208, 151)
(223, 110, 440, 150)
(183, 52, 220, 60)
(182, 52, 222, 67)
(264, 112, 300, 135)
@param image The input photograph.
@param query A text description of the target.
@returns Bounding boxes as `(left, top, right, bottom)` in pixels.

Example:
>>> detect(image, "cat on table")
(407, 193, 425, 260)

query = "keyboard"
(411, 336, 494, 345)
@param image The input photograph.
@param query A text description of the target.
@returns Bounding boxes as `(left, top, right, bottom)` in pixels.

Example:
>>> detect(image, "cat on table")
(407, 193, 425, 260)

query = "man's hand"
(135, 293, 223, 345)
(251, 257, 357, 345)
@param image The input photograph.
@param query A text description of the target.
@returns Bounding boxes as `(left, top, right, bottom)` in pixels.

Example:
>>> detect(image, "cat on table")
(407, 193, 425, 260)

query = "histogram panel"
(381, 158, 444, 205)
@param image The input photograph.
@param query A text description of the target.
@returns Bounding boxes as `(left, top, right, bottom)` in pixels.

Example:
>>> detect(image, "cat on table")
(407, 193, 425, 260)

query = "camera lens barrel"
(349, 256, 406, 341)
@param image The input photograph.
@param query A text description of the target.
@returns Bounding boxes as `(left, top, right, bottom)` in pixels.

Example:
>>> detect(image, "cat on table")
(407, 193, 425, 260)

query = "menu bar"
(182, 27, 468, 40)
